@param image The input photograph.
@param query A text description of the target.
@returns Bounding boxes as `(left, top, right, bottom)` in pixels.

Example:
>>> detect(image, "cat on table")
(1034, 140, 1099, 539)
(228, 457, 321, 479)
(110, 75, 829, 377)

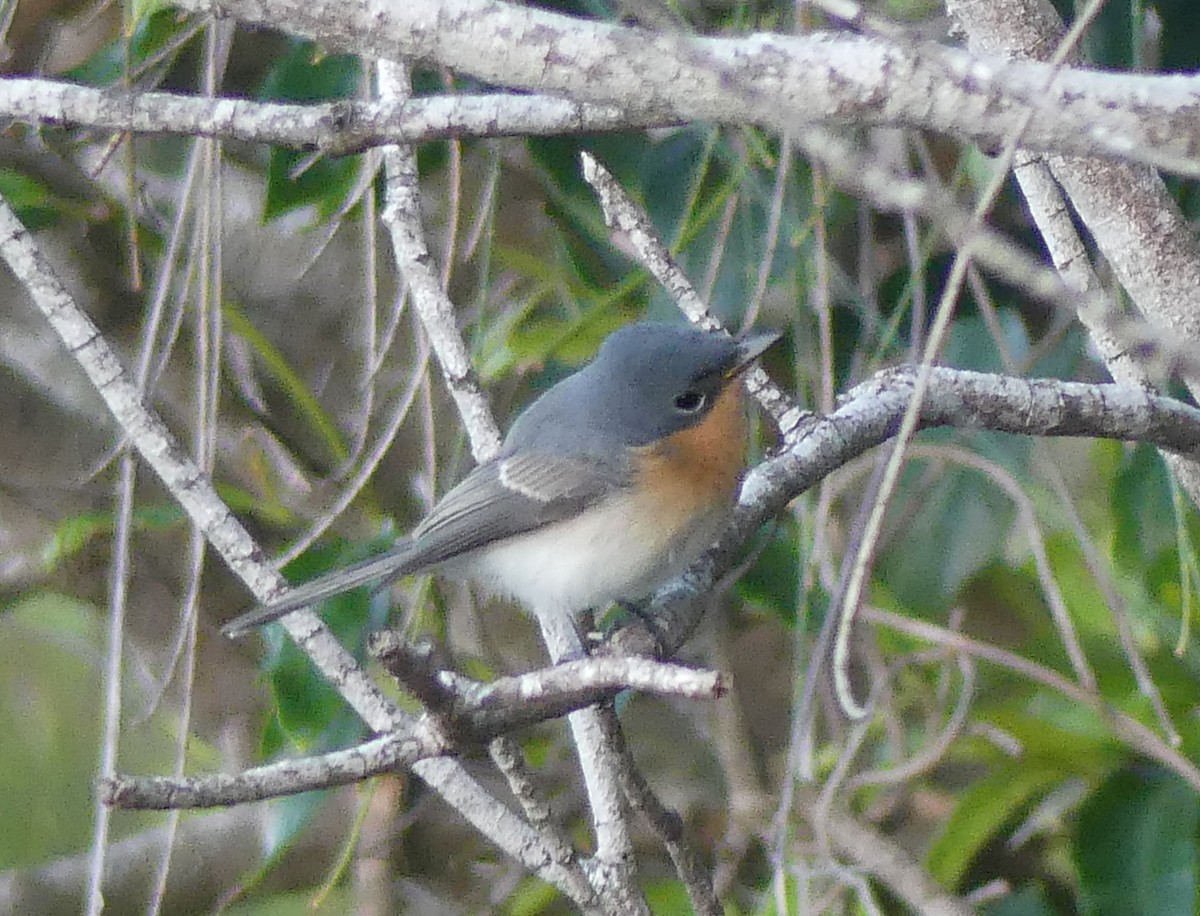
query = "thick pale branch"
(171, 0, 1200, 174)
(0, 78, 644, 152)
(104, 732, 444, 809)
(103, 652, 722, 808)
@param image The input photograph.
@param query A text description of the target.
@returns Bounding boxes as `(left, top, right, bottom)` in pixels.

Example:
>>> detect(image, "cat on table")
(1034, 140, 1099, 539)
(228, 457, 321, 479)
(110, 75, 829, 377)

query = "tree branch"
(104, 731, 445, 809)
(947, 0, 1200, 510)
(103, 650, 722, 807)
(169, 0, 1200, 174)
(0, 77, 653, 152)
(0, 184, 597, 908)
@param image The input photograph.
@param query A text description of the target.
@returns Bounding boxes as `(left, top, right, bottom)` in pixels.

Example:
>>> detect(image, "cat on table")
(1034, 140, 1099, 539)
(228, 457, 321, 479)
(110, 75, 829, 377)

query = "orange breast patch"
(632, 383, 749, 529)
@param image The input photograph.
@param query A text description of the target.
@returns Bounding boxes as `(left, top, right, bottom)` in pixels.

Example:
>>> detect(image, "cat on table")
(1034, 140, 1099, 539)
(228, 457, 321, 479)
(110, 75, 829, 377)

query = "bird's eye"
(674, 390, 706, 413)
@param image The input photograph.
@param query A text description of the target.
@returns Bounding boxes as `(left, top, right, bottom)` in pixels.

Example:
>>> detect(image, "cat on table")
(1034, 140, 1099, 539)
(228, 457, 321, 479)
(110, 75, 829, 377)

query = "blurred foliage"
(2, 0, 1200, 913)
(0, 594, 220, 868)
(258, 41, 363, 223)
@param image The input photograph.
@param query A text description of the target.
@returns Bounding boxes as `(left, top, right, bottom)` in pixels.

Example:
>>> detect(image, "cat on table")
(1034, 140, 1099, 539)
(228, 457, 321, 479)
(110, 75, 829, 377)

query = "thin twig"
(598, 707, 723, 916)
(641, 364, 1200, 655)
(580, 151, 806, 439)
(862, 607, 1200, 791)
(377, 63, 501, 462)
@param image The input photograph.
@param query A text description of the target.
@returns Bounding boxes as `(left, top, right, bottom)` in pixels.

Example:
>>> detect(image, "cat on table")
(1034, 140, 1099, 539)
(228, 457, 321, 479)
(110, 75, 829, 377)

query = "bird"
(223, 320, 780, 657)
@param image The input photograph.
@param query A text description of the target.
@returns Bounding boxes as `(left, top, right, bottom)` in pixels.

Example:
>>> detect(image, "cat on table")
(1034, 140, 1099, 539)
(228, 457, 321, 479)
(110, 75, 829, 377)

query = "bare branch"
(103, 731, 447, 809)
(103, 652, 722, 808)
(0, 78, 651, 152)
(172, 0, 1200, 174)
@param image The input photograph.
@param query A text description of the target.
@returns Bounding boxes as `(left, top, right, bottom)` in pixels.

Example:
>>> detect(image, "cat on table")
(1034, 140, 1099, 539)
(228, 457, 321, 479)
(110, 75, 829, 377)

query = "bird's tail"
(222, 544, 418, 638)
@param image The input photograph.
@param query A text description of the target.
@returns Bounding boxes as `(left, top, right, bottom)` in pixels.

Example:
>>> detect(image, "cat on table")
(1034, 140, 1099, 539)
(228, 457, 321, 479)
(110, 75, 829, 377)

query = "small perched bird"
(223, 321, 779, 656)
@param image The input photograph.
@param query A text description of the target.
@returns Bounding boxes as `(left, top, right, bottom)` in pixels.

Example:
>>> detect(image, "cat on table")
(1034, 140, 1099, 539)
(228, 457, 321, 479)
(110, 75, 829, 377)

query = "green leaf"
(43, 502, 184, 568)
(223, 301, 350, 467)
(1074, 767, 1199, 916)
(1113, 443, 1175, 573)
(640, 127, 714, 247)
(258, 43, 362, 222)
(878, 443, 1022, 616)
(126, 0, 171, 28)
(222, 884, 353, 915)
(264, 146, 361, 225)
(477, 306, 634, 388)
(1081, 0, 1136, 70)
(64, 10, 194, 86)
(736, 517, 803, 623)
(1157, 0, 1200, 71)
(262, 787, 332, 861)
(978, 710, 1122, 777)
(525, 134, 656, 288)
(645, 878, 696, 914)
(983, 884, 1058, 916)
(503, 876, 559, 916)
(261, 537, 397, 752)
(268, 635, 355, 752)
(0, 593, 219, 868)
(0, 170, 71, 230)
(258, 39, 362, 107)
(929, 763, 1065, 888)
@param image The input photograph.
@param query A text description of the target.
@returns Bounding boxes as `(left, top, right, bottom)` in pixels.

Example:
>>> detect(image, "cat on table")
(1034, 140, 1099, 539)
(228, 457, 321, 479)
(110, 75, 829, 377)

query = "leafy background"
(0, 0, 1198, 913)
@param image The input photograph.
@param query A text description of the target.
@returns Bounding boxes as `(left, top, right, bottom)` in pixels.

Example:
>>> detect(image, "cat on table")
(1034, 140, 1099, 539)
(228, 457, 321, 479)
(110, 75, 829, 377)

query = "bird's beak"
(727, 329, 782, 378)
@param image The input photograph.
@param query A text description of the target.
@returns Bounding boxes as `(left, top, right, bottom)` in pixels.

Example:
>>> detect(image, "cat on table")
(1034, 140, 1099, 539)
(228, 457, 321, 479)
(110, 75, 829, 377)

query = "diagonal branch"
(635, 365, 1200, 654)
(0, 186, 596, 909)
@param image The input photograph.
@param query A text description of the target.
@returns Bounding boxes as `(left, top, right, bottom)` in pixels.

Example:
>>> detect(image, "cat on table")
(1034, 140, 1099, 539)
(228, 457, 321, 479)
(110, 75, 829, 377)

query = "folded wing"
(222, 451, 627, 636)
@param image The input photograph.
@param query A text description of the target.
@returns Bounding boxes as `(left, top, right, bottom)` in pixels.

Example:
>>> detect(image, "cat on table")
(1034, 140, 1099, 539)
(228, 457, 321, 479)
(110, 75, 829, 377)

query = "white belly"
(458, 488, 725, 621)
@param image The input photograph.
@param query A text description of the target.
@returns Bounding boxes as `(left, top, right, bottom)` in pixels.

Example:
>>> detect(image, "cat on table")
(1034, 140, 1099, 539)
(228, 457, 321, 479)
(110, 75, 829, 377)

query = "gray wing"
(223, 451, 627, 636)
(406, 450, 629, 567)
